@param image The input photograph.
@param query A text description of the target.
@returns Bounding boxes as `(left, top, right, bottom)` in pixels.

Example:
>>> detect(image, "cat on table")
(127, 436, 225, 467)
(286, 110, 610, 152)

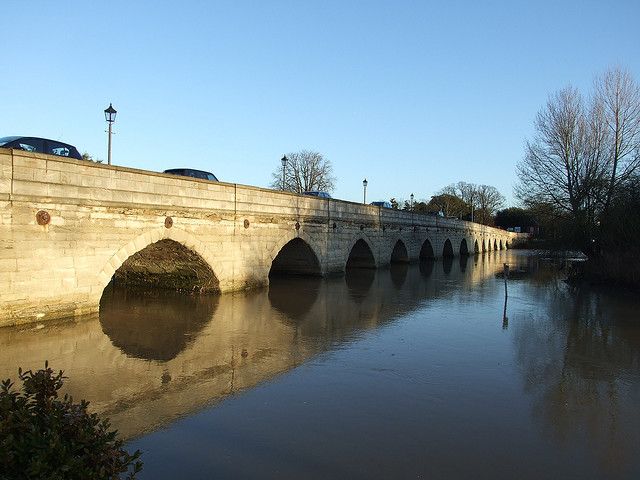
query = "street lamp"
(410, 193, 414, 210)
(104, 103, 117, 165)
(362, 178, 368, 204)
(281, 155, 288, 190)
(469, 192, 475, 222)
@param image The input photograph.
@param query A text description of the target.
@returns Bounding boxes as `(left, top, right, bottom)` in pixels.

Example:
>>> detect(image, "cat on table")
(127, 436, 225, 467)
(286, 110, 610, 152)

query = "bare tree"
(270, 150, 336, 193)
(516, 86, 594, 216)
(595, 67, 640, 212)
(516, 67, 640, 253)
(438, 181, 503, 224)
(475, 184, 505, 224)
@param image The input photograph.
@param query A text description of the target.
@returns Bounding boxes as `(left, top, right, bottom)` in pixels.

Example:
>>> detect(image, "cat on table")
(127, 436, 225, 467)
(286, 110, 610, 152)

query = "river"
(1, 250, 638, 479)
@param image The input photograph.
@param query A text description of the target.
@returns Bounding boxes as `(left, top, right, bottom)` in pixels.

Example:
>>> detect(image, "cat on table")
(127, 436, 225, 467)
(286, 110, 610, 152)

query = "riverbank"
(568, 252, 640, 291)
(513, 244, 640, 291)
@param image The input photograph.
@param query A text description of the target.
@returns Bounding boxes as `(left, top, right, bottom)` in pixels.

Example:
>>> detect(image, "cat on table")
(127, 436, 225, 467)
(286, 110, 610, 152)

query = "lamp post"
(362, 178, 368, 204)
(104, 103, 117, 165)
(410, 193, 414, 211)
(281, 155, 288, 190)
(469, 192, 475, 222)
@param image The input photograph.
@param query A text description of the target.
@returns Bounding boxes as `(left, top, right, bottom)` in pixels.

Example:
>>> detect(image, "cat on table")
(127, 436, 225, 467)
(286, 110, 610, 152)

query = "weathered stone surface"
(0, 148, 524, 327)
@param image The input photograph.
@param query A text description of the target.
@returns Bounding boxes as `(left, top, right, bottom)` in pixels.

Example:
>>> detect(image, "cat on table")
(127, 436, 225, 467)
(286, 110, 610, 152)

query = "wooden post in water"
(503, 263, 509, 298)
(502, 263, 509, 329)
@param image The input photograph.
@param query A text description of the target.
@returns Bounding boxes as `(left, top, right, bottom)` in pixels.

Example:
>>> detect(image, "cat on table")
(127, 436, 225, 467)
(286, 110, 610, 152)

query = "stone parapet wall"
(0, 148, 523, 327)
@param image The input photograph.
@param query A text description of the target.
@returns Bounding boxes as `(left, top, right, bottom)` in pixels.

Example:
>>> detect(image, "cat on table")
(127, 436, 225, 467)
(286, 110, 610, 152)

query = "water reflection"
(442, 255, 453, 274)
(345, 267, 375, 302)
(459, 254, 468, 272)
(513, 264, 640, 475)
(267, 276, 321, 320)
(419, 258, 434, 278)
(2, 255, 501, 439)
(99, 284, 218, 361)
(389, 263, 408, 288)
(1, 251, 638, 479)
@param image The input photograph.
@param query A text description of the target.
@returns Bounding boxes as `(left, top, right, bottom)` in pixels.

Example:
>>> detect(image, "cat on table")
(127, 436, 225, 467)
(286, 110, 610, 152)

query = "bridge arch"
(269, 237, 322, 277)
(390, 239, 409, 264)
(459, 238, 469, 256)
(268, 231, 324, 275)
(98, 227, 222, 291)
(346, 237, 377, 270)
(442, 239, 454, 258)
(494, 239, 498, 251)
(419, 238, 435, 259)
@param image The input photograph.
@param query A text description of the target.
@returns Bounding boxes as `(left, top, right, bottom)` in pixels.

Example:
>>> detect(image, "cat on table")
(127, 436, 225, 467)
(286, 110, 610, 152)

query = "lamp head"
(104, 103, 117, 123)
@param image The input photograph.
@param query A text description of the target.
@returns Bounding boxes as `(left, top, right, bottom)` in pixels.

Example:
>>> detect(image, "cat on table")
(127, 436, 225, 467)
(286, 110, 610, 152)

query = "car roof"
(164, 168, 212, 174)
(0, 136, 77, 147)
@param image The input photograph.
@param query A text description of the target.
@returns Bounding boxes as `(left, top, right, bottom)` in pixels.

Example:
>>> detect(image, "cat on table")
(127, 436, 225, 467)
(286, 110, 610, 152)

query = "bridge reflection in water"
(0, 252, 503, 439)
(2, 250, 640, 478)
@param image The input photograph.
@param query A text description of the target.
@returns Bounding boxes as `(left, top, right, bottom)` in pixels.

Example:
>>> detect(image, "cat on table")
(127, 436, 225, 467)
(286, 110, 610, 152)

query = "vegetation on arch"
(270, 149, 336, 194)
(0, 362, 142, 479)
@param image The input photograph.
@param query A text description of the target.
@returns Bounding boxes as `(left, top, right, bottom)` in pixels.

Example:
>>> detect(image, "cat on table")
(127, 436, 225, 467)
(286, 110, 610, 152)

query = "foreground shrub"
(0, 362, 142, 480)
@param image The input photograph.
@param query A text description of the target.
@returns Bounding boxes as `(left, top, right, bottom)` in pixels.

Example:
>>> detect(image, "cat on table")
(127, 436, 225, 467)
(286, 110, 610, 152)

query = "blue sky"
(2, 0, 639, 206)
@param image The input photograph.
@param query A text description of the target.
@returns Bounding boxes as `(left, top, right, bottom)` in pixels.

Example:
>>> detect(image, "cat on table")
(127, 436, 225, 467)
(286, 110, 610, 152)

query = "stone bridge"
(0, 148, 523, 327)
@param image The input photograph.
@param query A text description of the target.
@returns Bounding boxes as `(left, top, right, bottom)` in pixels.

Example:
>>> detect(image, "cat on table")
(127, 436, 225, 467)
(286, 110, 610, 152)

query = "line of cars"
(1, 136, 394, 206)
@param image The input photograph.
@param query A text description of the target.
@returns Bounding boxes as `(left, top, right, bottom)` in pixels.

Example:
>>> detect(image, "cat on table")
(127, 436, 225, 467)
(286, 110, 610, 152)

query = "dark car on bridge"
(0, 136, 83, 160)
(163, 168, 218, 181)
(370, 201, 392, 208)
(303, 191, 331, 198)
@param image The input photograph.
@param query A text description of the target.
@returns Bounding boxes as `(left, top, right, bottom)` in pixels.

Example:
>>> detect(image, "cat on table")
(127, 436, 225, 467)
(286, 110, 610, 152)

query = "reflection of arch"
(443, 256, 453, 274)
(390, 263, 408, 288)
(474, 239, 479, 254)
(499, 239, 504, 250)
(459, 255, 469, 272)
(459, 238, 469, 256)
(419, 258, 435, 278)
(346, 238, 376, 269)
(268, 276, 321, 319)
(390, 239, 409, 264)
(482, 239, 487, 253)
(345, 268, 375, 301)
(419, 239, 435, 259)
(504, 240, 509, 249)
(442, 239, 454, 258)
(270, 238, 321, 277)
(98, 227, 221, 289)
(494, 239, 498, 251)
(99, 283, 218, 361)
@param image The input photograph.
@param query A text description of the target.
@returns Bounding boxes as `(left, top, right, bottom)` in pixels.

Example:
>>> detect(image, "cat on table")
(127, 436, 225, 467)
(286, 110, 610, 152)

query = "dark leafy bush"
(0, 362, 142, 480)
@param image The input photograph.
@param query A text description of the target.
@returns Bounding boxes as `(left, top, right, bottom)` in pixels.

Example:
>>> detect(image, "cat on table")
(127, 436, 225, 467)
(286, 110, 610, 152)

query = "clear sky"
(2, 0, 639, 206)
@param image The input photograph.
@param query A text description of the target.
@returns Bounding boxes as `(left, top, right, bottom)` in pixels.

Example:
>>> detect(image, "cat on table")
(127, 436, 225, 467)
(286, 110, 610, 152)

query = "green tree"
(494, 207, 537, 230)
(82, 152, 102, 163)
(426, 193, 468, 218)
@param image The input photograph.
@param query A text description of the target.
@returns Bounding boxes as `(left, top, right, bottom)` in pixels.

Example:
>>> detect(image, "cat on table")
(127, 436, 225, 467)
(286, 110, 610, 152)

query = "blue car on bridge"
(370, 201, 392, 208)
